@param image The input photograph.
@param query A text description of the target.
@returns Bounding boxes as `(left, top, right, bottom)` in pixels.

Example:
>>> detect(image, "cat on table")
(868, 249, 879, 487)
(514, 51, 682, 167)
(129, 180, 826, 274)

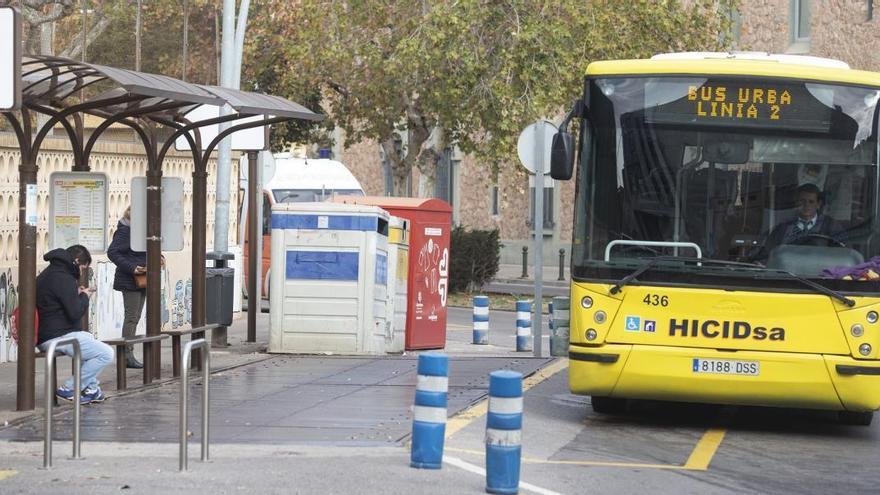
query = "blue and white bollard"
(473, 296, 490, 345)
(486, 370, 523, 494)
(411, 352, 449, 469)
(515, 300, 532, 352)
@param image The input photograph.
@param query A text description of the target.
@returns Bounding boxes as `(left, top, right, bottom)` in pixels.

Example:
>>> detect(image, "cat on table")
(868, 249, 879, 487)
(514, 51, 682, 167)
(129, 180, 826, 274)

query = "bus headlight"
(594, 311, 607, 324)
(859, 343, 872, 356)
(868, 311, 879, 324)
(852, 324, 865, 337)
(586, 329, 598, 341)
(581, 296, 593, 309)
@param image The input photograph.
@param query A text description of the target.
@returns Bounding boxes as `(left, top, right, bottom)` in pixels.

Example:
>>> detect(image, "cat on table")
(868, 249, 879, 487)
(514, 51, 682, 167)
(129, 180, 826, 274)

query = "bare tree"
(0, 0, 110, 58)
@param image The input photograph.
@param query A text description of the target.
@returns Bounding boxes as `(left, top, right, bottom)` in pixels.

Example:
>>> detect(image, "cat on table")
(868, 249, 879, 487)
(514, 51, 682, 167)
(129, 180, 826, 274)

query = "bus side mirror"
(550, 131, 575, 180)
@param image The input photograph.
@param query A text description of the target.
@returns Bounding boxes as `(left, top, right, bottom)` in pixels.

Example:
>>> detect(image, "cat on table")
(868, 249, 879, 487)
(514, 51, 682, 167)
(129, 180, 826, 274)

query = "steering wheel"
(792, 233, 846, 248)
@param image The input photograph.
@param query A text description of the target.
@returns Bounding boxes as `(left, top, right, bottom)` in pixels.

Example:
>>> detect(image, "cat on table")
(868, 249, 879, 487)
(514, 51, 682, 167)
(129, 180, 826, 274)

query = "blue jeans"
(39, 331, 114, 392)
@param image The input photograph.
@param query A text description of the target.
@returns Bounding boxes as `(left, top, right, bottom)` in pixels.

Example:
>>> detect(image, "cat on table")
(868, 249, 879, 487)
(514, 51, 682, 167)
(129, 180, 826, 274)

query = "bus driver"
(755, 183, 842, 261)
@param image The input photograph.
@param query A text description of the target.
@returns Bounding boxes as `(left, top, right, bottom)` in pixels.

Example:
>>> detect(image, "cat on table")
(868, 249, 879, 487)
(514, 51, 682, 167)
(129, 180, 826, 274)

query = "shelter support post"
(247, 150, 258, 342)
(146, 167, 163, 381)
(191, 167, 208, 367)
(16, 131, 37, 411)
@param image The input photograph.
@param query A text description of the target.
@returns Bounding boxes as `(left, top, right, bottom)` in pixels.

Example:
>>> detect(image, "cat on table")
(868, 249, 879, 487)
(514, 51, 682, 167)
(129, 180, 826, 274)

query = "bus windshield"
(573, 75, 880, 293)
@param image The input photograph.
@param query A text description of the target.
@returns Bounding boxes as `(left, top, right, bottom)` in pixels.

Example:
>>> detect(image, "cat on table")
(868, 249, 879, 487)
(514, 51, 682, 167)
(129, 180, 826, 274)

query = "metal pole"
(532, 124, 545, 358)
(180, 338, 209, 471)
(246, 150, 258, 342)
(182, 0, 189, 81)
(44, 337, 82, 469)
(214, 0, 236, 253)
(520, 246, 528, 278)
(179, 342, 189, 471)
(135, 0, 142, 71)
(201, 343, 210, 462)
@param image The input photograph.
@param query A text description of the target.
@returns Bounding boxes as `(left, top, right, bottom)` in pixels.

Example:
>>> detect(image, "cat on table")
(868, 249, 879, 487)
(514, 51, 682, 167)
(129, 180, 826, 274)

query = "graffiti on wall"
(0, 270, 20, 363)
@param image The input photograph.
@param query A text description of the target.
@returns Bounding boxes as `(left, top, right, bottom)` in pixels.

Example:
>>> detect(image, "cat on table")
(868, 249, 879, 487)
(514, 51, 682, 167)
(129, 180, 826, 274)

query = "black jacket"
(107, 219, 147, 292)
(36, 249, 89, 345)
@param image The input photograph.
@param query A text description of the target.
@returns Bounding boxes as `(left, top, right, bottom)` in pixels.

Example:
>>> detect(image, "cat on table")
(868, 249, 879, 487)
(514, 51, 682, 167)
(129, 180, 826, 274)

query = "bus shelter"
(2, 55, 322, 410)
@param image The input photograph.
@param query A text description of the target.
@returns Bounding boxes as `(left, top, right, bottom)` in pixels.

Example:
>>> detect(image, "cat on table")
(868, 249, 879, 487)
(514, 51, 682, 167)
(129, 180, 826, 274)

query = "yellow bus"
(550, 52, 880, 425)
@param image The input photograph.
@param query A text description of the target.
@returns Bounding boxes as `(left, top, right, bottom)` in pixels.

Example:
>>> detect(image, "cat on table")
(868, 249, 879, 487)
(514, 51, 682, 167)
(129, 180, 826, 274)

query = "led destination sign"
(646, 79, 833, 132)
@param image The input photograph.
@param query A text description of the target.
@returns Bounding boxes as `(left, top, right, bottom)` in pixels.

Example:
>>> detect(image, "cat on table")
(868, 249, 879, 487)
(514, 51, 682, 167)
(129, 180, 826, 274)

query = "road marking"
(447, 446, 710, 471)
(443, 455, 563, 495)
(0, 470, 18, 481)
(683, 428, 727, 470)
(445, 358, 569, 439)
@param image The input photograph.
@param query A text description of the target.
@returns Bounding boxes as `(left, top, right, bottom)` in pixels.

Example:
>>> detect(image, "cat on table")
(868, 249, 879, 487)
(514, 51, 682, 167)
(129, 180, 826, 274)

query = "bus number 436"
(643, 294, 669, 307)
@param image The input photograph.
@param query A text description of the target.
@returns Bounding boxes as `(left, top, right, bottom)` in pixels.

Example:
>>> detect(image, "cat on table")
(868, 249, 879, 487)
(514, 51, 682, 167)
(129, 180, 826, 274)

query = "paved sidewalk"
(0, 313, 270, 426)
(485, 263, 570, 296)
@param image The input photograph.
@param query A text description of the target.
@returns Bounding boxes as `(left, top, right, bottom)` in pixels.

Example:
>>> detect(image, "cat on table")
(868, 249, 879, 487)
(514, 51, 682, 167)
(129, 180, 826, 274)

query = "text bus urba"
(551, 52, 880, 425)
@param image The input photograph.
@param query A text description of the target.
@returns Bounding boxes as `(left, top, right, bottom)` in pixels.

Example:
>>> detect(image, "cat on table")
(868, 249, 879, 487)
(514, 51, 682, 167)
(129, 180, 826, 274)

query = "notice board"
(49, 172, 109, 253)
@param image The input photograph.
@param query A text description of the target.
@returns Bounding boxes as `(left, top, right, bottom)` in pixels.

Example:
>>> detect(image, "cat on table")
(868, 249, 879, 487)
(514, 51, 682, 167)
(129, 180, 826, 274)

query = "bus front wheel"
(839, 411, 874, 426)
(590, 396, 627, 414)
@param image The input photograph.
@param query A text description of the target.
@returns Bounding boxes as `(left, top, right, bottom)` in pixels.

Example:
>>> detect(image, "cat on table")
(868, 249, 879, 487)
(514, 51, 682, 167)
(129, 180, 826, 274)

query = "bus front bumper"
(569, 344, 880, 412)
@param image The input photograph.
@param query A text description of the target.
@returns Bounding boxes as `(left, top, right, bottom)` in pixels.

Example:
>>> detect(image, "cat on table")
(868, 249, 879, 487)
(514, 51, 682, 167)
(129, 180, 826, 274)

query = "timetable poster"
(50, 173, 108, 253)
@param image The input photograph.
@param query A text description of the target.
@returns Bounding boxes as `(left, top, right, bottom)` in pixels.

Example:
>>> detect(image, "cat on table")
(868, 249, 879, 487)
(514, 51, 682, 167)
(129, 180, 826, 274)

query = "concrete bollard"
(473, 295, 490, 345)
(550, 297, 570, 357)
(515, 301, 532, 352)
(410, 352, 449, 469)
(486, 370, 523, 494)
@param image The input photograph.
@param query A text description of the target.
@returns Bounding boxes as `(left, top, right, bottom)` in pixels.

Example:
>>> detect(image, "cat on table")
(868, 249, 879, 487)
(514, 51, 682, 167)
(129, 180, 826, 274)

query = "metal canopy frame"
(2, 55, 323, 410)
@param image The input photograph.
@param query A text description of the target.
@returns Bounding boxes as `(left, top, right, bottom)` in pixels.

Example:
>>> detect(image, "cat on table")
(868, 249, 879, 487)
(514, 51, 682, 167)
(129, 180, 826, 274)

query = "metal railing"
(179, 338, 210, 472)
(43, 336, 82, 469)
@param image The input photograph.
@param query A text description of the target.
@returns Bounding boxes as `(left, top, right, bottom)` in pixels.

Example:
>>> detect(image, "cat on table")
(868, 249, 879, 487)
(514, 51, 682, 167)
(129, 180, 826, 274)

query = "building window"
(490, 185, 500, 216)
(434, 147, 454, 204)
(528, 186, 554, 230)
(793, 0, 811, 42)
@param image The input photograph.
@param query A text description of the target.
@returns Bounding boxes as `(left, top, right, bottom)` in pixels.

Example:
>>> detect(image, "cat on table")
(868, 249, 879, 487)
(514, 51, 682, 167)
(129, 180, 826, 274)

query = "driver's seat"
(767, 245, 864, 277)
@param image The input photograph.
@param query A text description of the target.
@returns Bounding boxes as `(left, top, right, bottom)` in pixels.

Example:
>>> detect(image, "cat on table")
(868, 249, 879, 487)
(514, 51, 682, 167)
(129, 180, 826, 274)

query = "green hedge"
(450, 226, 500, 292)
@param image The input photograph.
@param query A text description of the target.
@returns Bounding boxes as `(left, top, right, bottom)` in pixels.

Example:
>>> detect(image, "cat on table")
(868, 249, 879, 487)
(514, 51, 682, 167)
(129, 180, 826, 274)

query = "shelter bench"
(164, 324, 222, 377)
(102, 334, 169, 390)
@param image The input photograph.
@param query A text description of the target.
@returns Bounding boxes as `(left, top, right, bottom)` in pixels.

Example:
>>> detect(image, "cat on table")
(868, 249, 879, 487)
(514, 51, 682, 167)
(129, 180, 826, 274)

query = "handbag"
(133, 272, 147, 289)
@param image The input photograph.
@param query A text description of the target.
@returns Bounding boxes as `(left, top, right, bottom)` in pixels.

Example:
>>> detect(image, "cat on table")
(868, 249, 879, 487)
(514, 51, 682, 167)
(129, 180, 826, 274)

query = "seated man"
(36, 245, 113, 404)
(752, 183, 842, 262)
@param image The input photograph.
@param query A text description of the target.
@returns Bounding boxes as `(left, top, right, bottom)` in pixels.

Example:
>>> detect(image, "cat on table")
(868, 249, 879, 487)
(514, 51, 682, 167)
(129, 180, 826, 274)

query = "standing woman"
(107, 206, 146, 369)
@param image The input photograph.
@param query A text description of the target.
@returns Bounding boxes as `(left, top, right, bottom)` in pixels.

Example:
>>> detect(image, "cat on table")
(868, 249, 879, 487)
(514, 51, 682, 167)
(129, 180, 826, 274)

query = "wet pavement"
(0, 354, 552, 445)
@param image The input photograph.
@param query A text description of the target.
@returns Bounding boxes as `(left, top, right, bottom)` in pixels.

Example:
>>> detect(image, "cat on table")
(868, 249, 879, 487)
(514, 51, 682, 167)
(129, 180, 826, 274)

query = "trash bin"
(331, 196, 452, 350)
(268, 202, 390, 354)
(386, 216, 409, 353)
(206, 251, 235, 326)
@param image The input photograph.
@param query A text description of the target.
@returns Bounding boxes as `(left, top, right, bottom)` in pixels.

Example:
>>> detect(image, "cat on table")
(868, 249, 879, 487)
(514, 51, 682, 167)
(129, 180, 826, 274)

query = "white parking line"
(443, 455, 563, 495)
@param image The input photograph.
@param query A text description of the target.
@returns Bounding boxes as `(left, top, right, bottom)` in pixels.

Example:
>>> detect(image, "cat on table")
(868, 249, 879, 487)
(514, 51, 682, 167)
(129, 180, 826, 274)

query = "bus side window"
(262, 193, 272, 235)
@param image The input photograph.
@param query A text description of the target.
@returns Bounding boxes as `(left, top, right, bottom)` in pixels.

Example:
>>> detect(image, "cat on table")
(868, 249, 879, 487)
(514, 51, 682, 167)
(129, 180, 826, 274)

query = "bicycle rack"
(43, 336, 83, 469)
(179, 338, 210, 472)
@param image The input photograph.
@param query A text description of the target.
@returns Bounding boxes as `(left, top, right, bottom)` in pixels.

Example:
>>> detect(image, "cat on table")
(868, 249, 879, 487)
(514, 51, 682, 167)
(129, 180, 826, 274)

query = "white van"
(242, 154, 366, 297)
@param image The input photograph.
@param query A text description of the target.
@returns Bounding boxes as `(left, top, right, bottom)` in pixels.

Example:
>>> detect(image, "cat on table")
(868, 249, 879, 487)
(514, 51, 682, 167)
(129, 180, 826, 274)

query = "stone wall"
(738, 0, 879, 71)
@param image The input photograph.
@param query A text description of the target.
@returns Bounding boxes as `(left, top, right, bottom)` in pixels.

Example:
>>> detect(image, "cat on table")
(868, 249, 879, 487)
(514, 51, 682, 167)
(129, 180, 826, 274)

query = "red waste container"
(332, 196, 452, 350)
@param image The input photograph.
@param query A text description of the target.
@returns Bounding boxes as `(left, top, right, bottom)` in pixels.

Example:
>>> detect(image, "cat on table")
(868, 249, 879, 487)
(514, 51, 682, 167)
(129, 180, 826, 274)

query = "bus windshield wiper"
(609, 256, 764, 295)
(609, 258, 662, 294)
(758, 269, 856, 307)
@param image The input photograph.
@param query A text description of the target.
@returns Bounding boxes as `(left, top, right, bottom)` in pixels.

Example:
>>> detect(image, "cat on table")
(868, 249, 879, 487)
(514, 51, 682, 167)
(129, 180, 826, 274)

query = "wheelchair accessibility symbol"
(625, 316, 641, 332)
